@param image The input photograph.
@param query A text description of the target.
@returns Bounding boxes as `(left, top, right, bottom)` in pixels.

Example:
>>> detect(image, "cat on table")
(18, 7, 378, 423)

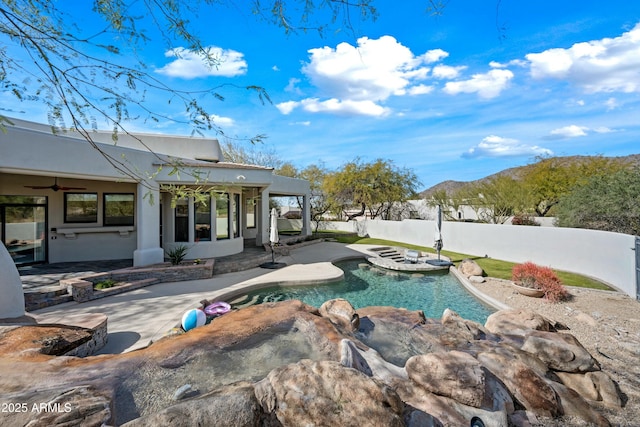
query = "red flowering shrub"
(512, 262, 569, 303)
(511, 213, 539, 226)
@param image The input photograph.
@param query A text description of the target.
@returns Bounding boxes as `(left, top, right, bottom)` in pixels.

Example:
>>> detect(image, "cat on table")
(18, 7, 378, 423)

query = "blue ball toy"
(181, 308, 206, 331)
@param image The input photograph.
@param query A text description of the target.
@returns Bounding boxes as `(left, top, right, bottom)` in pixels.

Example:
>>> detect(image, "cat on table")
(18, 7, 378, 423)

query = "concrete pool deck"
(30, 242, 509, 354)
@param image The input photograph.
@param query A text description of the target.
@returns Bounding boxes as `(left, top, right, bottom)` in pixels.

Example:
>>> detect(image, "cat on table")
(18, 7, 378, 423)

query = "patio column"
(301, 193, 311, 236)
(133, 182, 164, 266)
(257, 189, 270, 246)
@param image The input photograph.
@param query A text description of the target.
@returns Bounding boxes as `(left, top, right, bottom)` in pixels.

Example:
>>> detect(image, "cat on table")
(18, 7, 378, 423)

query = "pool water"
(234, 259, 495, 324)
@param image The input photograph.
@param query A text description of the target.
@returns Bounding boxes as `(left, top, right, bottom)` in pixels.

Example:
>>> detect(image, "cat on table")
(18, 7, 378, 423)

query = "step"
(379, 251, 401, 258)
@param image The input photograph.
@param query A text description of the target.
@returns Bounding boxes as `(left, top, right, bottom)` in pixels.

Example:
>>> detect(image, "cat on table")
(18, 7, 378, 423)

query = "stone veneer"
(62, 259, 214, 303)
(62, 313, 108, 357)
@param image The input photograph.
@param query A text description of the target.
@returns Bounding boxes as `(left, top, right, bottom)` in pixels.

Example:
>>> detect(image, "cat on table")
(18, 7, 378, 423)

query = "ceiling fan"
(24, 177, 86, 192)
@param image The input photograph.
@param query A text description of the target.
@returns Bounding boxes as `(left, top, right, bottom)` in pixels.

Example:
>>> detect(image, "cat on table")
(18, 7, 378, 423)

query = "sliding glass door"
(0, 196, 47, 265)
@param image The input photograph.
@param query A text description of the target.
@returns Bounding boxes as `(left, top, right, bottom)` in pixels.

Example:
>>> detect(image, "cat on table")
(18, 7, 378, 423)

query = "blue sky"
(4, 1, 640, 190)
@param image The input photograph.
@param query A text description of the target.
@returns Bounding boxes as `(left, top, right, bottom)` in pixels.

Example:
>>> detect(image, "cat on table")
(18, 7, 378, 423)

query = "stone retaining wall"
(50, 313, 108, 357)
(62, 259, 214, 303)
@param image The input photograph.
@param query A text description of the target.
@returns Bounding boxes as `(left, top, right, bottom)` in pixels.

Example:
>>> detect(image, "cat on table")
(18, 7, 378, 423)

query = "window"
(174, 198, 189, 242)
(104, 193, 134, 226)
(64, 193, 97, 223)
(194, 196, 212, 241)
(233, 193, 240, 238)
(216, 193, 229, 239)
(245, 197, 256, 229)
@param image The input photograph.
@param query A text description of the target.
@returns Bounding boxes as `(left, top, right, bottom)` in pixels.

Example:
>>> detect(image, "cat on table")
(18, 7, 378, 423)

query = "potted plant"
(511, 262, 569, 302)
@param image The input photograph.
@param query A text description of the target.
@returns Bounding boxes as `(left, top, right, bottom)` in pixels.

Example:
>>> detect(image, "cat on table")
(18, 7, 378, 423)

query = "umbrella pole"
(271, 242, 275, 264)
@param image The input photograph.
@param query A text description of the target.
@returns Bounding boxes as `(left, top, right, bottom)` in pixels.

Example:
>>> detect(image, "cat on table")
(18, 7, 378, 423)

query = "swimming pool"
(232, 259, 495, 324)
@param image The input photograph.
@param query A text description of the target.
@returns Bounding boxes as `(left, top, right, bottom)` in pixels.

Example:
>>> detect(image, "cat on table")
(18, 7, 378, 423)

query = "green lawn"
(324, 234, 613, 291)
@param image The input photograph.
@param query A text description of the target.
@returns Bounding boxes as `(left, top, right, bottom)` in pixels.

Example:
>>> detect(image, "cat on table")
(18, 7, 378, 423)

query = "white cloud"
(526, 23, 640, 93)
(421, 48, 449, 63)
(285, 78, 303, 95)
(156, 46, 247, 78)
(443, 69, 514, 99)
(549, 125, 589, 138)
(277, 98, 391, 117)
(490, 59, 527, 68)
(303, 35, 435, 102)
(546, 124, 619, 139)
(432, 64, 467, 79)
(463, 135, 553, 158)
(408, 84, 435, 95)
(300, 98, 391, 117)
(276, 101, 299, 115)
(209, 114, 235, 127)
(593, 126, 615, 133)
(279, 36, 448, 116)
(605, 97, 619, 110)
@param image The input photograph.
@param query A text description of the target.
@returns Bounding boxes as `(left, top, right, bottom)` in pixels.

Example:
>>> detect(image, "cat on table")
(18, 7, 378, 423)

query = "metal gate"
(636, 237, 640, 301)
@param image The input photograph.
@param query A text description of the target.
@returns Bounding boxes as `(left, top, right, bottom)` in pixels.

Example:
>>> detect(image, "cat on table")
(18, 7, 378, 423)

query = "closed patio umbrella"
(434, 204, 443, 261)
(427, 204, 452, 267)
(261, 208, 286, 269)
(269, 208, 279, 247)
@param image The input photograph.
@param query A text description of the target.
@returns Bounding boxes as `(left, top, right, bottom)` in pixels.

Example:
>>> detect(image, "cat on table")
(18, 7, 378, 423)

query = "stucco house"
(0, 118, 311, 267)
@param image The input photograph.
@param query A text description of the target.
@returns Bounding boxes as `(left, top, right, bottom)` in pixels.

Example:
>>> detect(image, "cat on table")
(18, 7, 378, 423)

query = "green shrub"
(166, 244, 189, 265)
(512, 262, 569, 302)
(95, 279, 117, 289)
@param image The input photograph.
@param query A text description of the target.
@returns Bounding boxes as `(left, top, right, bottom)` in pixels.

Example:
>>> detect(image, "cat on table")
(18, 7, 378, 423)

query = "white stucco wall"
(1, 118, 312, 265)
(319, 219, 637, 298)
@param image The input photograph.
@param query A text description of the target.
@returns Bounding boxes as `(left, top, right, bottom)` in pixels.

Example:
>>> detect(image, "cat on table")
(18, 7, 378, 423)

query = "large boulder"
(340, 339, 407, 384)
(458, 259, 483, 277)
(4, 386, 111, 427)
(547, 381, 612, 427)
(521, 330, 601, 373)
(394, 378, 510, 427)
(555, 371, 622, 408)
(477, 350, 560, 417)
(485, 309, 552, 336)
(122, 382, 263, 427)
(406, 351, 486, 407)
(440, 308, 490, 347)
(320, 298, 360, 332)
(254, 359, 404, 427)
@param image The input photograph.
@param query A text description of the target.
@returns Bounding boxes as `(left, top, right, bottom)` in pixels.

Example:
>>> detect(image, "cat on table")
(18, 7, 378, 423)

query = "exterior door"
(0, 196, 47, 265)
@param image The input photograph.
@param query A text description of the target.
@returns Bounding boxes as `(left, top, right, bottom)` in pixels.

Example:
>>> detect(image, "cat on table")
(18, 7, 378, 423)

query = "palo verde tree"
(519, 155, 628, 216)
(426, 188, 464, 221)
(323, 158, 420, 221)
(298, 163, 332, 232)
(454, 175, 532, 224)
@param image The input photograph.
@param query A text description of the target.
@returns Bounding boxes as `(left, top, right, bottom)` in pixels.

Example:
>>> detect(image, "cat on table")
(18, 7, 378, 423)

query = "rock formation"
(0, 300, 621, 426)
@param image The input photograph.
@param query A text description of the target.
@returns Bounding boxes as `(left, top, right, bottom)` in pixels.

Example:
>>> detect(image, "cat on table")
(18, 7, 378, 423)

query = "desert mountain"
(419, 154, 640, 198)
